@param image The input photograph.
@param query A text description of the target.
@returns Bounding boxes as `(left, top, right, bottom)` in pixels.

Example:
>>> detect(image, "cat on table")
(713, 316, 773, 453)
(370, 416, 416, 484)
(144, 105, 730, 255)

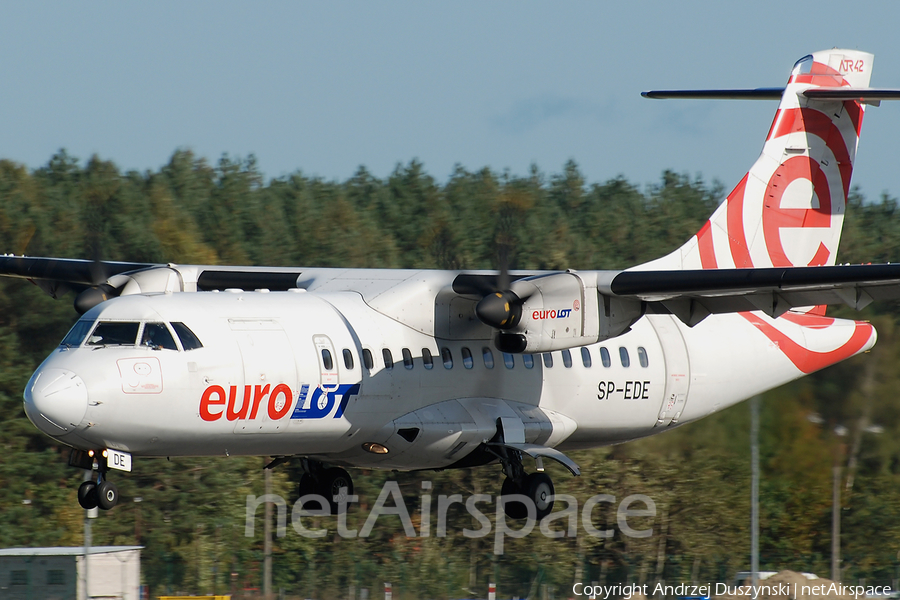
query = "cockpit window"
(141, 323, 178, 351)
(60, 320, 94, 348)
(171, 322, 203, 351)
(87, 322, 140, 347)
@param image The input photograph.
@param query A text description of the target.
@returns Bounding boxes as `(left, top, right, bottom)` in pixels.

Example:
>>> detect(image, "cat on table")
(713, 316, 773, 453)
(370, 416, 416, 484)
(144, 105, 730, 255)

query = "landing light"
(362, 442, 389, 455)
(88, 450, 94, 457)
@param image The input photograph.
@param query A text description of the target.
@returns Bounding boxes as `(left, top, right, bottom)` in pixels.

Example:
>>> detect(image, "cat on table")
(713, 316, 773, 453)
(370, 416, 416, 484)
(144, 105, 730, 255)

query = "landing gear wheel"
(525, 472, 555, 520)
(500, 476, 529, 520)
(298, 473, 316, 497)
(320, 467, 353, 515)
(297, 473, 328, 512)
(78, 480, 98, 510)
(96, 480, 119, 511)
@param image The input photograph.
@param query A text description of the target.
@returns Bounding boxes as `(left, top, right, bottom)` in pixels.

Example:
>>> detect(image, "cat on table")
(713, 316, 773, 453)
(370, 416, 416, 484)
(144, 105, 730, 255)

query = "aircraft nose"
(23, 368, 88, 437)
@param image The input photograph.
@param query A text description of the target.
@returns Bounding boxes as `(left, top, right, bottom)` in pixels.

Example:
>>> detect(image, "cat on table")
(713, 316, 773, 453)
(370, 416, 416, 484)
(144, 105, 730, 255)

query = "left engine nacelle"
(479, 271, 644, 354)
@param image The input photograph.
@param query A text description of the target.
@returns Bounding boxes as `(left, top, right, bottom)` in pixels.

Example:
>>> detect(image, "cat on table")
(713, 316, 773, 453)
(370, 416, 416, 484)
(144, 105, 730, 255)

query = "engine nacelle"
(493, 271, 643, 353)
(74, 267, 184, 314)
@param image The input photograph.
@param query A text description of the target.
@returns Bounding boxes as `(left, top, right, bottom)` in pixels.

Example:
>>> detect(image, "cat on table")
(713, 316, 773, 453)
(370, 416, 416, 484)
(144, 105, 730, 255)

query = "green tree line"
(0, 150, 899, 598)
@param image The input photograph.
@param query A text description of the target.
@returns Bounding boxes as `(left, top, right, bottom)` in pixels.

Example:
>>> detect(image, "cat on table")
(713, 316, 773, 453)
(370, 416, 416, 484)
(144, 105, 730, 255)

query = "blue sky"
(3, 2, 900, 199)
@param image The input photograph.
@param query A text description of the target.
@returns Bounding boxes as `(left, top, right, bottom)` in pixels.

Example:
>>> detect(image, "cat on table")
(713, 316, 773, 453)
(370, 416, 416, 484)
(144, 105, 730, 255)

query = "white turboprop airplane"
(8, 48, 900, 519)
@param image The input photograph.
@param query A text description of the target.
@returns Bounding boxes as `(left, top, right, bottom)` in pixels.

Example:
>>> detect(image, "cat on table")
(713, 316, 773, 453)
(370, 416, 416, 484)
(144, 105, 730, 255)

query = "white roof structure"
(0, 546, 142, 556)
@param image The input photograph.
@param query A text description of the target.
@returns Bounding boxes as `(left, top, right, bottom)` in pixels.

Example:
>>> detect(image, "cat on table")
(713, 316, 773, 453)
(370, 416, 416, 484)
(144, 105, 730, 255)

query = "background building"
(0, 546, 142, 600)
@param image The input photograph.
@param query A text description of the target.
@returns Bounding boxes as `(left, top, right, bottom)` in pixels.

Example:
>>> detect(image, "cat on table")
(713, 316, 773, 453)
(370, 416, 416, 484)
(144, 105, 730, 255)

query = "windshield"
(60, 320, 95, 348)
(140, 323, 178, 350)
(86, 322, 140, 346)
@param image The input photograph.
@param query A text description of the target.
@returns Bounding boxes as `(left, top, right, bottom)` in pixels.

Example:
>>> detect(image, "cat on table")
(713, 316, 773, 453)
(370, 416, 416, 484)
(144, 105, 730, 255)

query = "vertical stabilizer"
(635, 49, 873, 271)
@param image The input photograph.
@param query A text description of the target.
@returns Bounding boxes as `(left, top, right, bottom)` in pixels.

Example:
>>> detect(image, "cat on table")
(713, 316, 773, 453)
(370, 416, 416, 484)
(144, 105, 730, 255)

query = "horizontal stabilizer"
(642, 88, 784, 100)
(644, 87, 900, 105)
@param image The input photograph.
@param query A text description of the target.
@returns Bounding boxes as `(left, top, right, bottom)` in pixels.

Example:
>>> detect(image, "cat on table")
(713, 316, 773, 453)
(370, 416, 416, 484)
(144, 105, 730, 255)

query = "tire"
(319, 467, 353, 515)
(297, 473, 328, 513)
(525, 472, 555, 520)
(96, 480, 119, 510)
(500, 476, 529, 520)
(78, 480, 98, 510)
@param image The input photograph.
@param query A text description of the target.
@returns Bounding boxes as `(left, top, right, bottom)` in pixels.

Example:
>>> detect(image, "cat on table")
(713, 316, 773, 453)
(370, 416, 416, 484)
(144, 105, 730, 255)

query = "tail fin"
(635, 49, 874, 271)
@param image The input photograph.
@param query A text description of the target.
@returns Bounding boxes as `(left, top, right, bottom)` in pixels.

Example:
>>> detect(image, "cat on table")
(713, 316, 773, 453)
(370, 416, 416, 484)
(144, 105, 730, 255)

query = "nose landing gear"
(77, 475, 119, 510)
(72, 449, 120, 511)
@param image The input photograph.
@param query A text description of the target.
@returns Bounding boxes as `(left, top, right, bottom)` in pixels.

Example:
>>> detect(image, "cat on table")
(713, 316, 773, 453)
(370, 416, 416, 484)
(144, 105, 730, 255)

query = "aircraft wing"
(0, 255, 157, 298)
(604, 263, 900, 325)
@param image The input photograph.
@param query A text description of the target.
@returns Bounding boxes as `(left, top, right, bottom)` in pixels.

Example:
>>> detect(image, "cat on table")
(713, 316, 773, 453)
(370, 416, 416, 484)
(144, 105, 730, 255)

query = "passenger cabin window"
(523, 354, 534, 369)
(402, 348, 414, 370)
(382, 348, 394, 370)
(462, 347, 474, 369)
(482, 347, 494, 369)
(87, 322, 140, 347)
(619, 347, 630, 368)
(321, 348, 334, 370)
(600, 347, 611, 368)
(61, 320, 94, 348)
(543, 353, 553, 368)
(581, 347, 592, 368)
(441, 347, 453, 369)
(562, 349, 573, 368)
(171, 322, 203, 350)
(638, 346, 649, 368)
(363, 349, 374, 370)
(142, 323, 178, 350)
(503, 353, 515, 369)
(343, 349, 354, 370)
(422, 348, 434, 370)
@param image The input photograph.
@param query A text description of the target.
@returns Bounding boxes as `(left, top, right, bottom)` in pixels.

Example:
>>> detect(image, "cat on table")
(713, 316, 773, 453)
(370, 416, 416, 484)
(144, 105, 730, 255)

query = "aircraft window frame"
(562, 349, 573, 368)
(141, 322, 178, 351)
(619, 347, 631, 368)
(581, 347, 592, 368)
(461, 347, 474, 369)
(343, 348, 354, 370)
(402, 348, 414, 370)
(638, 346, 649, 368)
(321, 348, 334, 371)
(441, 347, 453, 369)
(86, 321, 141, 347)
(482, 347, 494, 369)
(600, 347, 611, 368)
(382, 348, 394, 370)
(363, 349, 374, 371)
(171, 322, 203, 351)
(502, 352, 515, 369)
(60, 319, 94, 348)
(543, 353, 553, 368)
(422, 348, 434, 370)
(523, 354, 534, 369)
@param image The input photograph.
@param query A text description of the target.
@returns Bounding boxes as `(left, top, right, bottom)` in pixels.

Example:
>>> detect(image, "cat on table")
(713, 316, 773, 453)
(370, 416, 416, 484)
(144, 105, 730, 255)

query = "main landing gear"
(488, 419, 581, 521)
(267, 457, 353, 515)
(497, 449, 555, 520)
(70, 449, 120, 511)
